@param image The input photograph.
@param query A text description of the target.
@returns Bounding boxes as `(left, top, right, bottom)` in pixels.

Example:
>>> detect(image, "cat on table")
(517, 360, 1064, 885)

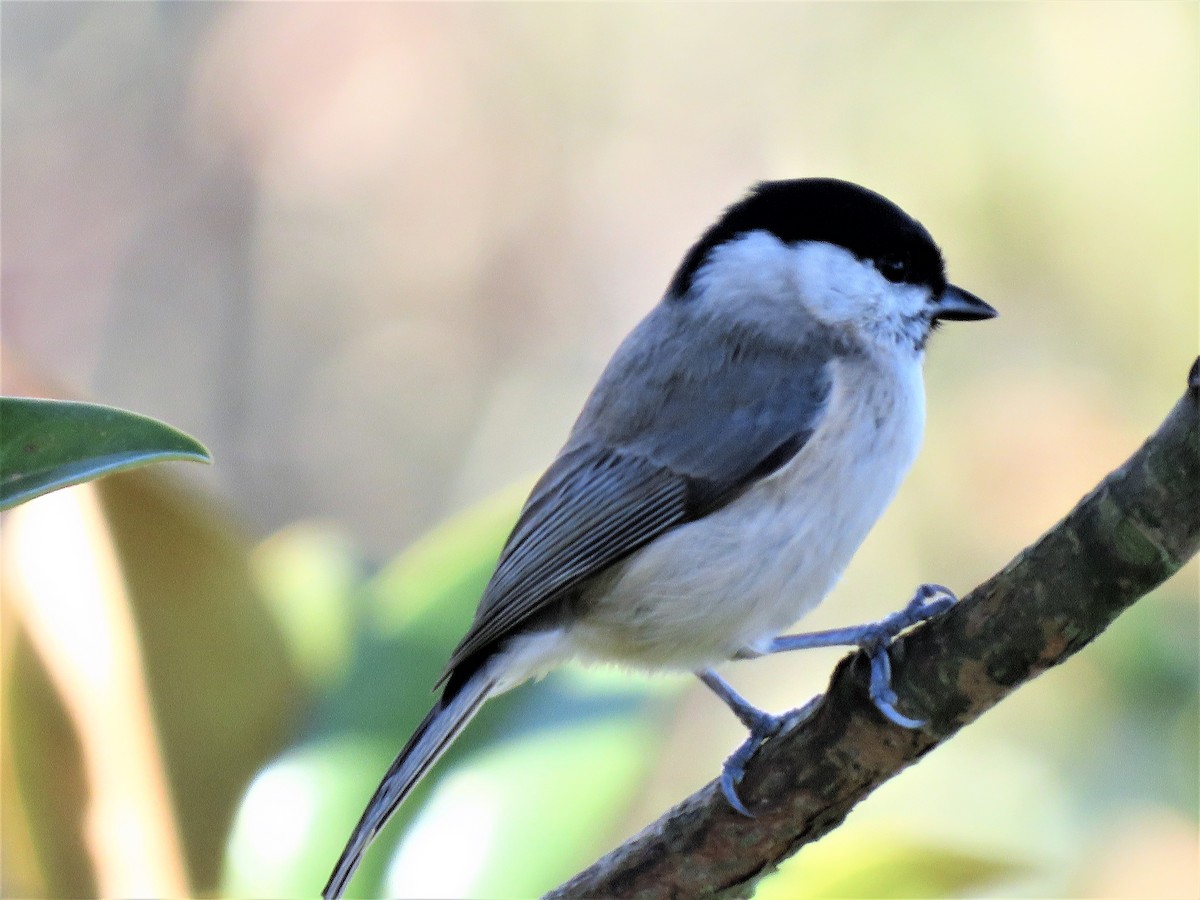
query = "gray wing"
(439, 302, 834, 684)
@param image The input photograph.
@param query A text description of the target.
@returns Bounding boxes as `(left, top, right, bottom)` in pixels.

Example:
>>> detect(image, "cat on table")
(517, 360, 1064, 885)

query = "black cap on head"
(667, 178, 947, 298)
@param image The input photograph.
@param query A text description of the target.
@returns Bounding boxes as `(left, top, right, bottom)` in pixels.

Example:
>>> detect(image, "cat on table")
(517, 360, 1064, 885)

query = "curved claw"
(871, 690, 925, 729)
(867, 627, 927, 729)
(720, 764, 755, 817)
(719, 721, 774, 817)
(717, 698, 822, 817)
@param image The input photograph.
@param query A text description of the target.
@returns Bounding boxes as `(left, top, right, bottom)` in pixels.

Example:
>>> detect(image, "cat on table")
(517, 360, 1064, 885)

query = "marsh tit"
(323, 178, 997, 898)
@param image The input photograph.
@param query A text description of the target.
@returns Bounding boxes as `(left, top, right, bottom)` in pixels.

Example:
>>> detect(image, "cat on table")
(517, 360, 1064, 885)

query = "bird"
(322, 177, 997, 898)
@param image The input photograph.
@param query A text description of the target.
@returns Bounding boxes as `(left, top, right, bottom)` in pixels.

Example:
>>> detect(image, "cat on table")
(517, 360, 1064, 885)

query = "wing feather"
(441, 450, 687, 678)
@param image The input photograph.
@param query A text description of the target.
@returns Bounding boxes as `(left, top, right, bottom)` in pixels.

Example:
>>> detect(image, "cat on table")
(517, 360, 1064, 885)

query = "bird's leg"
(696, 669, 821, 817)
(700, 584, 955, 817)
(751, 583, 957, 728)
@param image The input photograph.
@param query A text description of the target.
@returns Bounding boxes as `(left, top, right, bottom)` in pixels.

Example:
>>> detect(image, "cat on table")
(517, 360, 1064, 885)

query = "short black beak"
(931, 284, 998, 322)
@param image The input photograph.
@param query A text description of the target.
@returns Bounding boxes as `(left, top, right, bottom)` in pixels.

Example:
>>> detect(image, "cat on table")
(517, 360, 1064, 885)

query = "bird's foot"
(860, 583, 957, 728)
(719, 696, 821, 817)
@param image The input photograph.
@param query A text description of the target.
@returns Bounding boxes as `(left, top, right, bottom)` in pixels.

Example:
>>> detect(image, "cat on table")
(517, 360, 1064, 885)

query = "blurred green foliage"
(227, 496, 669, 898)
(98, 472, 300, 887)
(757, 833, 1029, 900)
(5, 627, 96, 897)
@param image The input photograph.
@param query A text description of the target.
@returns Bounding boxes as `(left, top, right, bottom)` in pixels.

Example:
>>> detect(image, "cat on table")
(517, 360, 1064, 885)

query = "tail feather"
(322, 669, 497, 899)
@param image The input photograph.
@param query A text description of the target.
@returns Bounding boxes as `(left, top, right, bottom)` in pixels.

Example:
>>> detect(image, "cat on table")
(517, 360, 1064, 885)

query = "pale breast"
(567, 352, 926, 672)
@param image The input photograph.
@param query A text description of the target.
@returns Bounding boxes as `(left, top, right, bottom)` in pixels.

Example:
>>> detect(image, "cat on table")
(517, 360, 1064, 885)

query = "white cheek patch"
(791, 243, 882, 323)
(890, 282, 933, 323)
(791, 242, 932, 345)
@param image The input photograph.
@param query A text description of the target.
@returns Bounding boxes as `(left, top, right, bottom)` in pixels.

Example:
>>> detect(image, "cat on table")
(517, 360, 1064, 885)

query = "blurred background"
(2, 3, 1197, 898)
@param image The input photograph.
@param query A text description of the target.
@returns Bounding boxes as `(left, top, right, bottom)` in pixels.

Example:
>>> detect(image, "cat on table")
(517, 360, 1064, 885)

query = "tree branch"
(547, 358, 1200, 900)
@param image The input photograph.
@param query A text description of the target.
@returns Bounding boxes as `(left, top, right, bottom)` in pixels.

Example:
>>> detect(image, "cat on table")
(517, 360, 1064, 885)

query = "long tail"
(322, 667, 497, 899)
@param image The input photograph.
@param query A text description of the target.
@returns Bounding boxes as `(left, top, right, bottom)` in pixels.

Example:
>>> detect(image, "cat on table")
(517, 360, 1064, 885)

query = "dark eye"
(876, 255, 908, 283)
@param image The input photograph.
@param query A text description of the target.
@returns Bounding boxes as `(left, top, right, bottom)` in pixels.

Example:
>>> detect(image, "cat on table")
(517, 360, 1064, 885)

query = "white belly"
(565, 353, 926, 672)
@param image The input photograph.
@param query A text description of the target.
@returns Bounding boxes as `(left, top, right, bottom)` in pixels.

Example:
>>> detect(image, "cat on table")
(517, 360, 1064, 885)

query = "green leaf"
(0, 397, 211, 510)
